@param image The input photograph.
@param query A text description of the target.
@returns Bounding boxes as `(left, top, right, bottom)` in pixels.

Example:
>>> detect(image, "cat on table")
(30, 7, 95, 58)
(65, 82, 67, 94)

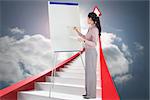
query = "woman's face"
(87, 17, 94, 25)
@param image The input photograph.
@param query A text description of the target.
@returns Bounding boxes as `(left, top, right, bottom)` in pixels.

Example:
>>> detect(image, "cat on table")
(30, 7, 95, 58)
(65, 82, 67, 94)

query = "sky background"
(0, 0, 149, 100)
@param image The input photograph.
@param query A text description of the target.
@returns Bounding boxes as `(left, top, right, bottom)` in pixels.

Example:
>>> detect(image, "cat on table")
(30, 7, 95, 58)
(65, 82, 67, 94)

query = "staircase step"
(56, 72, 100, 79)
(57, 71, 100, 75)
(18, 91, 61, 100)
(65, 64, 100, 68)
(46, 76, 101, 87)
(56, 72, 85, 77)
(35, 82, 101, 97)
(64, 66, 85, 70)
(55, 72, 100, 79)
(65, 65, 85, 68)
(18, 90, 101, 100)
(69, 59, 84, 65)
(68, 62, 83, 66)
(64, 66, 100, 71)
(60, 68, 100, 73)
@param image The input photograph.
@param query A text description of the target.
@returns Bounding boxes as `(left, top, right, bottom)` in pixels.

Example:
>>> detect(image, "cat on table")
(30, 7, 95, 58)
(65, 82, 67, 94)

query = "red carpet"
(99, 36, 120, 100)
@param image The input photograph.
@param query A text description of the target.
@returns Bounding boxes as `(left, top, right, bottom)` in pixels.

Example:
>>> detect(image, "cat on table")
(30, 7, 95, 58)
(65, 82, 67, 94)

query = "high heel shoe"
(82, 94, 87, 97)
(83, 96, 90, 99)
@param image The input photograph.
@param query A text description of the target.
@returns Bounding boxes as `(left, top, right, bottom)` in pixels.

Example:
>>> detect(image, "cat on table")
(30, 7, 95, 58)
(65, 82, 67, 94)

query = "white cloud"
(122, 43, 128, 52)
(121, 43, 133, 64)
(9, 27, 25, 34)
(100, 32, 122, 47)
(132, 42, 144, 58)
(0, 34, 55, 83)
(114, 74, 132, 84)
(99, 32, 133, 83)
(134, 42, 144, 51)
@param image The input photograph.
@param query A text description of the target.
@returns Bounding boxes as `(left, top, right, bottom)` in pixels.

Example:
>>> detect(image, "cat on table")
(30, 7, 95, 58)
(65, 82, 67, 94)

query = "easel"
(49, 49, 85, 98)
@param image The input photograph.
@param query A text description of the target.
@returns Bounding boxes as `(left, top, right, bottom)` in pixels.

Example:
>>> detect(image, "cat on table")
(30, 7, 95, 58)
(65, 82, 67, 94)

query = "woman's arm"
(84, 39, 96, 47)
(73, 27, 86, 39)
(84, 28, 99, 47)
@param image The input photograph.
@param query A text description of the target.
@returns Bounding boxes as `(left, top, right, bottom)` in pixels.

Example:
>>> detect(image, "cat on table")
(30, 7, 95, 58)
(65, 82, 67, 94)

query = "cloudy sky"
(0, 0, 149, 100)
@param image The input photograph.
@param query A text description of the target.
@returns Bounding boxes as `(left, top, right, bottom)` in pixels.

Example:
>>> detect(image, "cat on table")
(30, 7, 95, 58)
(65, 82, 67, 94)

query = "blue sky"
(0, 0, 149, 99)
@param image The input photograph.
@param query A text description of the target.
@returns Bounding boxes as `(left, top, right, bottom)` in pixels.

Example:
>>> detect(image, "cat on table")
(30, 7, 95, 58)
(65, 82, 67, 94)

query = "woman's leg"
(85, 48, 98, 98)
(85, 49, 88, 95)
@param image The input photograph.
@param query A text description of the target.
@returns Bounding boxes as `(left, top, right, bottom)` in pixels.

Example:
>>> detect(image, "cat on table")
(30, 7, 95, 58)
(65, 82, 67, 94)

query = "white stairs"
(18, 55, 101, 100)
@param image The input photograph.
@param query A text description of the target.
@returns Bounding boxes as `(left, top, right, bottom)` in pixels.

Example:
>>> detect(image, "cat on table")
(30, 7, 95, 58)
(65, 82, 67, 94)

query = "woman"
(74, 12, 101, 99)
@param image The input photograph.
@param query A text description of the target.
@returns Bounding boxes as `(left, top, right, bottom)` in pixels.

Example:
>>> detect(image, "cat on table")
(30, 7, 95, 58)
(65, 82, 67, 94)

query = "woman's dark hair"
(88, 12, 101, 37)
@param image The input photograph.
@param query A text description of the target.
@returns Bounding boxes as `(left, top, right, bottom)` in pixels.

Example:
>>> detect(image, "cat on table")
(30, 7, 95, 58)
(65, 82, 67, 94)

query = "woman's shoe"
(83, 96, 90, 99)
(82, 94, 87, 97)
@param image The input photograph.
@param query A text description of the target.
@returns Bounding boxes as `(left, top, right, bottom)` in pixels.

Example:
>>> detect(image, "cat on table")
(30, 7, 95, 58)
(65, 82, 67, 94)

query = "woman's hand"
(73, 26, 78, 32)
(74, 26, 85, 42)
(77, 37, 85, 42)
(73, 27, 80, 33)
(73, 26, 86, 41)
